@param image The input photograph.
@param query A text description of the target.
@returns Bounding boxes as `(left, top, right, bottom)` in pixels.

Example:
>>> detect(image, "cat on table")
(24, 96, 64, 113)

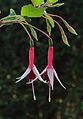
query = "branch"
(0, 20, 18, 25)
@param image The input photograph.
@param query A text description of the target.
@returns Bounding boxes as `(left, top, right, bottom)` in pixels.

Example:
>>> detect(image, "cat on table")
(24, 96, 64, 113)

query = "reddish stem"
(46, 13, 64, 21)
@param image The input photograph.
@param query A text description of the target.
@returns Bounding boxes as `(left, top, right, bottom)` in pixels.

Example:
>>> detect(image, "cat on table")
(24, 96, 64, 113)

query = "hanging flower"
(16, 41, 46, 100)
(41, 46, 66, 102)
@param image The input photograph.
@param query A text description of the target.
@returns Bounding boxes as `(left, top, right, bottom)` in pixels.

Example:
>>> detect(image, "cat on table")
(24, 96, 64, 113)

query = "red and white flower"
(41, 47, 66, 102)
(16, 47, 46, 100)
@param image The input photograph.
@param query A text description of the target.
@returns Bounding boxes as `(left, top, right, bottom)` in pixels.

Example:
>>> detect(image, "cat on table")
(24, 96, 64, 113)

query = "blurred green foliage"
(0, 0, 83, 119)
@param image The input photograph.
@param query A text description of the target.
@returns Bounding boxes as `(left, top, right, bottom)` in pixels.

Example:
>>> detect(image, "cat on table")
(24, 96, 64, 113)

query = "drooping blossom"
(16, 44, 46, 100)
(41, 46, 66, 102)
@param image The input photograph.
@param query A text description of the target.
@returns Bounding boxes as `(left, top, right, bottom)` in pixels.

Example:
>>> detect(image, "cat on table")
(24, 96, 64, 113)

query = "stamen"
(48, 84, 51, 102)
(32, 82, 36, 100)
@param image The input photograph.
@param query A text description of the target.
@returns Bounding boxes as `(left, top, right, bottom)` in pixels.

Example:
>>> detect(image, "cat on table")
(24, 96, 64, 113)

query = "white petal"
(32, 65, 46, 83)
(53, 68, 66, 89)
(16, 67, 31, 83)
(47, 68, 54, 90)
(40, 68, 47, 75)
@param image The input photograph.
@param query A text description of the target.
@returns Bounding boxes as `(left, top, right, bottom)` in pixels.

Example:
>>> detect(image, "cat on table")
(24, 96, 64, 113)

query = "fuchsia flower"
(40, 46, 66, 102)
(16, 46, 46, 100)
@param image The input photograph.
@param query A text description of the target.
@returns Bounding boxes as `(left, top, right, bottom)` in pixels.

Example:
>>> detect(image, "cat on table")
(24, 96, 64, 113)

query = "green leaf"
(9, 9, 16, 16)
(1, 8, 17, 21)
(47, 0, 58, 4)
(1, 16, 16, 21)
(31, 0, 44, 6)
(53, 3, 64, 7)
(29, 27, 38, 41)
(44, 13, 55, 28)
(62, 19, 78, 35)
(59, 25, 70, 46)
(21, 4, 46, 18)
(46, 19, 51, 35)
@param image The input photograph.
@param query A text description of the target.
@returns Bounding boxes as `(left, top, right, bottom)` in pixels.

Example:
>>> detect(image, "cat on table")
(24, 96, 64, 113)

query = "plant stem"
(19, 21, 32, 40)
(46, 13, 66, 22)
(0, 20, 18, 25)
(22, 21, 52, 41)
(42, 15, 61, 31)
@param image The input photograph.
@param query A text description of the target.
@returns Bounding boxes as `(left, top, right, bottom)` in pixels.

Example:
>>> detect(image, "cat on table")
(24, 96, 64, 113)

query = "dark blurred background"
(0, 0, 83, 119)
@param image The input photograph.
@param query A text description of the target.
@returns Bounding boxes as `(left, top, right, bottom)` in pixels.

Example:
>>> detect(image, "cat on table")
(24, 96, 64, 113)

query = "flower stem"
(19, 21, 32, 40)
(48, 39, 53, 47)
(22, 21, 53, 41)
(42, 15, 62, 34)
(30, 40, 34, 47)
(46, 13, 64, 21)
